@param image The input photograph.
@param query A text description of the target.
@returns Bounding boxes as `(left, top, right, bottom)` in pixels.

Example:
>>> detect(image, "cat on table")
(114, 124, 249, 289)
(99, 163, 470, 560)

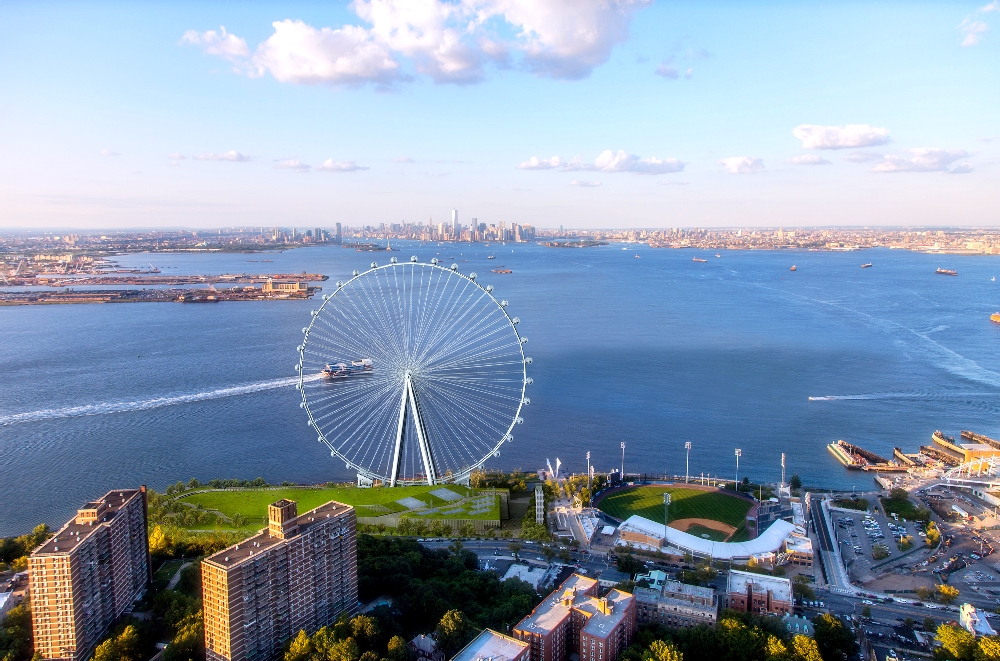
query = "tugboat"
(936, 268, 958, 276)
(790, 265, 797, 271)
(862, 263, 873, 268)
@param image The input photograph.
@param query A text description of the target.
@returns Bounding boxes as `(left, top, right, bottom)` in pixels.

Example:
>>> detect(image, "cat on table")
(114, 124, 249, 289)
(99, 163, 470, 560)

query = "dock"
(827, 440, 909, 472)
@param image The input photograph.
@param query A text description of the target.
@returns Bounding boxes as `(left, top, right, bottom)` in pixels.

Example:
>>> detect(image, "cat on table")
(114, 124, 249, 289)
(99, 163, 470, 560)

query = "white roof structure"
(618, 515, 798, 560)
(503, 563, 548, 589)
(960, 603, 997, 637)
(452, 630, 529, 661)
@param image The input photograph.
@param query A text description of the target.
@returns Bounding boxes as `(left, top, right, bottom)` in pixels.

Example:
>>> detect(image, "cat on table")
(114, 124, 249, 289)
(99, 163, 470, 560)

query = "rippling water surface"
(3, 243, 1000, 535)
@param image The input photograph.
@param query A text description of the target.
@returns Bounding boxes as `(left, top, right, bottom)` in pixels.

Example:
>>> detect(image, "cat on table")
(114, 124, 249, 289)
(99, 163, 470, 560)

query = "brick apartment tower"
(513, 574, 636, 661)
(29, 488, 152, 661)
(202, 499, 358, 661)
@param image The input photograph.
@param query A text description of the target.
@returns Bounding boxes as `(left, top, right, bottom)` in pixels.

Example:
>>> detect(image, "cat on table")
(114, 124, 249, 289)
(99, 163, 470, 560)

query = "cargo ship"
(322, 359, 373, 378)
(936, 268, 958, 276)
(692, 257, 708, 262)
(991, 312, 1000, 324)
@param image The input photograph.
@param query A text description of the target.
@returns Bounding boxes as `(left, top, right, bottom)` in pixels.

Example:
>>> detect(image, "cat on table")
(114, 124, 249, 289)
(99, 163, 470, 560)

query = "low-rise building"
(634, 579, 717, 629)
(597, 569, 630, 589)
(725, 570, 792, 616)
(783, 535, 813, 568)
(960, 603, 997, 637)
(782, 615, 814, 637)
(409, 635, 445, 661)
(451, 630, 529, 661)
(513, 574, 636, 661)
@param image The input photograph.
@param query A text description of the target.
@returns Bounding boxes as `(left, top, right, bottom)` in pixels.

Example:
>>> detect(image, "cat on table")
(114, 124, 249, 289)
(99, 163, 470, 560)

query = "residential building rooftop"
(452, 630, 529, 661)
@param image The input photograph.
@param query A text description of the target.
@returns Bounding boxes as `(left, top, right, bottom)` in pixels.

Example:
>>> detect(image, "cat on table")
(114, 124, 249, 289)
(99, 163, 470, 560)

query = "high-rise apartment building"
(202, 499, 358, 661)
(513, 574, 635, 661)
(29, 488, 151, 661)
(335, 223, 342, 244)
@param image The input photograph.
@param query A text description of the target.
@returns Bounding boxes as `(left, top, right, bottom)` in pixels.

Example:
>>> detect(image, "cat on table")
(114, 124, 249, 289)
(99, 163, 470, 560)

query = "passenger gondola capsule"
(371, 261, 378, 268)
(353, 270, 360, 276)
(524, 357, 532, 364)
(300, 403, 305, 408)
(302, 328, 309, 333)
(431, 258, 438, 264)
(525, 377, 533, 384)
(486, 285, 493, 292)
(451, 264, 458, 270)
(411, 256, 418, 262)
(516, 417, 524, 424)
(336, 281, 343, 288)
(522, 397, 530, 405)
(391, 257, 398, 264)
(500, 300, 508, 307)
(511, 317, 519, 324)
(469, 272, 477, 281)
(520, 337, 528, 344)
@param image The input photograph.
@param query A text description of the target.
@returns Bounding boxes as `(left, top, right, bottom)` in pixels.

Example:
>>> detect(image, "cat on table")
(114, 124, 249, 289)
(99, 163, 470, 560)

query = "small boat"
(992, 277, 995, 282)
(862, 263, 873, 268)
(323, 359, 374, 378)
(936, 268, 958, 276)
(622, 247, 628, 250)
(491, 268, 512, 274)
(487, 255, 496, 259)
(715, 253, 721, 258)
(692, 257, 708, 263)
(992, 312, 1000, 324)
(790, 265, 797, 271)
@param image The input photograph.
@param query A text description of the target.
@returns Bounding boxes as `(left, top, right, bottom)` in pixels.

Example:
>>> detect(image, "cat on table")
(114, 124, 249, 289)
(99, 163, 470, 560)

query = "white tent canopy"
(618, 515, 797, 561)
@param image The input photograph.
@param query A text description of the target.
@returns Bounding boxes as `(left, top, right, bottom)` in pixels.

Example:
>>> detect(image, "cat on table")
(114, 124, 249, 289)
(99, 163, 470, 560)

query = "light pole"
(621, 441, 626, 480)
(586, 451, 591, 507)
(663, 492, 672, 525)
(735, 448, 742, 491)
(685, 442, 692, 484)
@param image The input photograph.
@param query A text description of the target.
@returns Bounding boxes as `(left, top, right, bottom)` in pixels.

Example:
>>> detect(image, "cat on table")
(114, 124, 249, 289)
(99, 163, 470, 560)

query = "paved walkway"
(165, 562, 192, 591)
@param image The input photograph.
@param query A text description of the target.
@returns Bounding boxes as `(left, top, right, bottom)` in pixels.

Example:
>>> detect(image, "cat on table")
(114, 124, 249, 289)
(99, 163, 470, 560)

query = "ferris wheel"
(296, 257, 531, 486)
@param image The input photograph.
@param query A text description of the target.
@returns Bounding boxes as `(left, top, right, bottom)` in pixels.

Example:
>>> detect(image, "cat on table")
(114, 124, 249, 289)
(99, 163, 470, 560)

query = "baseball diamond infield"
(596, 484, 755, 541)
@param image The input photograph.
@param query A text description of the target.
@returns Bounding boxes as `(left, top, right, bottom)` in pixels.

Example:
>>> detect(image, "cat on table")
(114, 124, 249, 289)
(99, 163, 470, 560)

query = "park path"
(165, 562, 192, 591)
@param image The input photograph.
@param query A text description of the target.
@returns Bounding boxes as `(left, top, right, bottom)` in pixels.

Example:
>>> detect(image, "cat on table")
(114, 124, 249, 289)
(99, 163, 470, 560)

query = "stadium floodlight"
(621, 441, 626, 479)
(735, 448, 742, 490)
(663, 492, 672, 525)
(685, 442, 692, 483)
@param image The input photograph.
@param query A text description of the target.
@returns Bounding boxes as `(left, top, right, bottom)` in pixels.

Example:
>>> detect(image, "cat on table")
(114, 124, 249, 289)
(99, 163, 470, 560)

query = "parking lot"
(833, 509, 925, 579)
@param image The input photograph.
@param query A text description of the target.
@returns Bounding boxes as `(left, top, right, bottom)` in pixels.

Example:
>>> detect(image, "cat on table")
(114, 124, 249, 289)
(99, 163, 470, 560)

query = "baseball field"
(597, 485, 753, 540)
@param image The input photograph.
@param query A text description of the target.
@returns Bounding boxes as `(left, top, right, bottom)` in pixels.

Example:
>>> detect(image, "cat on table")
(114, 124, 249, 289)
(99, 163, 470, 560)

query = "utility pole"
(685, 442, 692, 484)
(586, 451, 591, 507)
(621, 441, 626, 480)
(735, 448, 742, 491)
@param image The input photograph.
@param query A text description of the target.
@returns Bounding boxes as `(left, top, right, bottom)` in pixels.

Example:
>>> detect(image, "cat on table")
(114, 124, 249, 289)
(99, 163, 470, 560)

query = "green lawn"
(153, 559, 183, 582)
(176, 484, 497, 530)
(684, 525, 729, 542)
(597, 485, 752, 528)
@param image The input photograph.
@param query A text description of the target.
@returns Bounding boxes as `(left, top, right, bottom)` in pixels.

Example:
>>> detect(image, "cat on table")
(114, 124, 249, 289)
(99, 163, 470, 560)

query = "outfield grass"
(684, 525, 729, 542)
(176, 484, 497, 530)
(597, 485, 752, 528)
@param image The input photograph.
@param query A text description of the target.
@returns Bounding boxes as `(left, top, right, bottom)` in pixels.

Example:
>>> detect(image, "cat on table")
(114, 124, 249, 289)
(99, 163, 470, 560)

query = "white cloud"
(167, 162, 181, 167)
(168, 153, 186, 160)
(393, 156, 415, 163)
(542, 150, 685, 174)
(793, 124, 890, 150)
(719, 156, 764, 174)
(184, 0, 649, 87)
(181, 26, 250, 61)
(571, 180, 601, 187)
(275, 159, 311, 172)
(316, 159, 369, 172)
(844, 151, 883, 163)
(871, 148, 971, 173)
(655, 64, 678, 79)
(961, 19, 989, 46)
(100, 149, 120, 157)
(787, 154, 830, 165)
(251, 20, 402, 87)
(985, 1, 1000, 11)
(950, 162, 974, 174)
(517, 156, 564, 170)
(193, 151, 251, 162)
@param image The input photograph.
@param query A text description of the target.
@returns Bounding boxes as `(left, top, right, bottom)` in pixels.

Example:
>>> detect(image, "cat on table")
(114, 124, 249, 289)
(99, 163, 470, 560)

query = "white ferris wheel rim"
(295, 257, 529, 485)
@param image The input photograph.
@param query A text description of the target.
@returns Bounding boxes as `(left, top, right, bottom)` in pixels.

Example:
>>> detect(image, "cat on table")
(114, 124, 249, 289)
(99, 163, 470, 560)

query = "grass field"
(597, 486, 752, 528)
(684, 525, 729, 542)
(176, 484, 498, 530)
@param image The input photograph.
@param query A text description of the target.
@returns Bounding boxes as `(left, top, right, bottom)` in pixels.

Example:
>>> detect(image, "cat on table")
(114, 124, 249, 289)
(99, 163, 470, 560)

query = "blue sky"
(0, 1, 997, 229)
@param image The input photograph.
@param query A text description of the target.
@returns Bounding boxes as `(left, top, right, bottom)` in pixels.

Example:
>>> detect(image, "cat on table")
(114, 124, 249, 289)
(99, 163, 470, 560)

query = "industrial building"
(29, 488, 151, 661)
(202, 499, 358, 661)
(513, 574, 636, 661)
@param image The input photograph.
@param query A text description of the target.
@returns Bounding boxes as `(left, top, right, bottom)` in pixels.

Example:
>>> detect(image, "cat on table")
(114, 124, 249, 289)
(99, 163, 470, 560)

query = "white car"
(862, 599, 874, 605)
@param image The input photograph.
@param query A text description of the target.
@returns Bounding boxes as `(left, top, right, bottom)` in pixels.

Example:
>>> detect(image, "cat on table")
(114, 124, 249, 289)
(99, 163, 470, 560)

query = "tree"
(558, 549, 571, 563)
(643, 640, 682, 661)
(616, 553, 644, 576)
(542, 546, 556, 562)
(923, 617, 936, 632)
(915, 585, 932, 601)
(508, 541, 521, 556)
(978, 636, 1000, 660)
(936, 624, 977, 661)
(187, 478, 200, 489)
(164, 612, 203, 661)
(385, 636, 409, 661)
(936, 584, 960, 605)
(789, 474, 802, 490)
(149, 526, 170, 555)
(449, 540, 465, 557)
(812, 613, 858, 661)
(790, 635, 823, 661)
(285, 631, 313, 661)
(231, 513, 248, 528)
(350, 615, 380, 652)
(434, 610, 473, 657)
(458, 523, 477, 537)
(792, 575, 815, 602)
(396, 518, 413, 535)
(861, 606, 872, 619)
(926, 521, 942, 547)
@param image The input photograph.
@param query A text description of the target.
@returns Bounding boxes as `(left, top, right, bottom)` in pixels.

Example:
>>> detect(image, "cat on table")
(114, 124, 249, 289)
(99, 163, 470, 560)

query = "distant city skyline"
(0, 2, 997, 229)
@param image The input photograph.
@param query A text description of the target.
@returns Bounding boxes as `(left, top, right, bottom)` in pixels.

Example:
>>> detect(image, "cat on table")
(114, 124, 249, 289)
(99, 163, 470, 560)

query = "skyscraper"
(30, 489, 151, 661)
(452, 209, 459, 240)
(202, 499, 358, 661)
(335, 223, 342, 244)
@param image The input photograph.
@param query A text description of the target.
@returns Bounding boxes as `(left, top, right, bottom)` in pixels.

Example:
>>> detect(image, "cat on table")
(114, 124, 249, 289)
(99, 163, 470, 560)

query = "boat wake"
(809, 390, 995, 402)
(0, 375, 318, 427)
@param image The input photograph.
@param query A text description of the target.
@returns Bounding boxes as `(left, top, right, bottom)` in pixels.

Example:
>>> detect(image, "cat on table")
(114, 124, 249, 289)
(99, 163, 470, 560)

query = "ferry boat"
(790, 265, 797, 271)
(936, 268, 958, 276)
(861, 263, 873, 268)
(322, 359, 373, 378)
(992, 312, 1000, 324)
(692, 257, 708, 263)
